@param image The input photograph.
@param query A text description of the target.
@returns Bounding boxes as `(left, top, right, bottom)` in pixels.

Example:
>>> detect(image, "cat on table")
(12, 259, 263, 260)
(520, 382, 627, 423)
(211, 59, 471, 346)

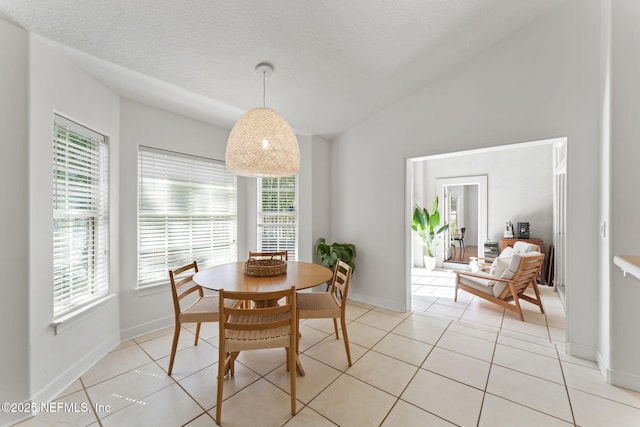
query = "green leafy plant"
(314, 238, 356, 272)
(411, 197, 449, 257)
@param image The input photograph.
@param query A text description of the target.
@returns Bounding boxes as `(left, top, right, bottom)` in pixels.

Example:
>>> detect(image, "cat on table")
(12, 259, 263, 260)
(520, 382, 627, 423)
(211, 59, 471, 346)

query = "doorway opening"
(406, 137, 567, 312)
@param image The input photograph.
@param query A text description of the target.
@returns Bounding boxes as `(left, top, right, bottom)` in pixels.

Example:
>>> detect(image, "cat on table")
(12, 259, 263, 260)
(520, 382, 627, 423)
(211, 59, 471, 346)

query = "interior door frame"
(436, 176, 488, 263)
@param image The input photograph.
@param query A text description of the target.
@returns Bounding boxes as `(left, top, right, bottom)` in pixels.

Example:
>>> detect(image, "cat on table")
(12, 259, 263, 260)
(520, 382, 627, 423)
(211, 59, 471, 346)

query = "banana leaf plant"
(411, 197, 449, 257)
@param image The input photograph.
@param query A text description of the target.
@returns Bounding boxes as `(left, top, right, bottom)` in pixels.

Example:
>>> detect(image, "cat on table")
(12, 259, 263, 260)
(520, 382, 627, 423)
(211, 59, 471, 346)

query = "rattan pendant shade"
(225, 107, 300, 177)
(225, 62, 300, 178)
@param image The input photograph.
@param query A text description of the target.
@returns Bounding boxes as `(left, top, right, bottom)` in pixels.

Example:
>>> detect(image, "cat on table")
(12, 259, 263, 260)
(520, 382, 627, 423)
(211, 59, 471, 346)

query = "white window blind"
(138, 147, 237, 287)
(258, 176, 298, 260)
(53, 115, 109, 318)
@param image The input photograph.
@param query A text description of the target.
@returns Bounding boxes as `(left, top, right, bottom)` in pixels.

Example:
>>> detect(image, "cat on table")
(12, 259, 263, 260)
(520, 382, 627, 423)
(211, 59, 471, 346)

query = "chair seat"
(179, 295, 237, 323)
(457, 272, 512, 297)
(297, 292, 341, 318)
(224, 312, 291, 352)
(457, 273, 495, 297)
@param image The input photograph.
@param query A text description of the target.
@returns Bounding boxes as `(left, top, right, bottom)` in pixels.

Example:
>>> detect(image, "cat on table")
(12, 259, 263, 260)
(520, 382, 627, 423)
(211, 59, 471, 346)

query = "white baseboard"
(596, 350, 640, 392)
(120, 315, 174, 341)
(30, 332, 120, 405)
(28, 316, 175, 415)
(566, 341, 598, 361)
(607, 367, 640, 392)
(348, 291, 407, 313)
(1, 406, 31, 427)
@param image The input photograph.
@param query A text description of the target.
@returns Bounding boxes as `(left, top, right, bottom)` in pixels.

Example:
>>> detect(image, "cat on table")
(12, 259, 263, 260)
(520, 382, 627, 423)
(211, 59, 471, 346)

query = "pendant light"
(225, 63, 300, 177)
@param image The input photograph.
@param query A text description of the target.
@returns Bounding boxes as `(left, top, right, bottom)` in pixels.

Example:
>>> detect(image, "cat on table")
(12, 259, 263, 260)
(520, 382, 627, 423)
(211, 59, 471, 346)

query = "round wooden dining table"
(193, 261, 333, 376)
(192, 261, 333, 293)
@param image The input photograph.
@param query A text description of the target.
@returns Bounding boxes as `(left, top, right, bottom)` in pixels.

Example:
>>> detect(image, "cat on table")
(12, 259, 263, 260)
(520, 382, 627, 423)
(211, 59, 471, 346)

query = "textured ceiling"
(0, 0, 565, 138)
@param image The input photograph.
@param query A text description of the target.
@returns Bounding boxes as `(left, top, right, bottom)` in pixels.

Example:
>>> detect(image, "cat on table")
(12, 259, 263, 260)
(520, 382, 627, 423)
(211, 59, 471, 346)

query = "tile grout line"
(374, 316, 450, 426)
(79, 377, 103, 427)
(555, 344, 578, 426)
(290, 305, 382, 423)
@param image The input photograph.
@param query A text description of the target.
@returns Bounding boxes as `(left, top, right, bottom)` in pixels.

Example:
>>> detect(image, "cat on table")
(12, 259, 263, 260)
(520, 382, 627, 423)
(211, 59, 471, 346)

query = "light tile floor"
(14, 269, 640, 426)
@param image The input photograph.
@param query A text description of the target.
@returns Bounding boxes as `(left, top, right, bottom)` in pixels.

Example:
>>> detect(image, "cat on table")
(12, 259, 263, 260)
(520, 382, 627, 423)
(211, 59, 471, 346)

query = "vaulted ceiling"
(0, 0, 565, 138)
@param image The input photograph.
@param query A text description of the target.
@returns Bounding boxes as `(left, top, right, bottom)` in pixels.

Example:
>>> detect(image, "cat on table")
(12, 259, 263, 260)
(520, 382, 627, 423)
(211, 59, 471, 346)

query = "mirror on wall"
(442, 184, 479, 264)
(437, 176, 487, 267)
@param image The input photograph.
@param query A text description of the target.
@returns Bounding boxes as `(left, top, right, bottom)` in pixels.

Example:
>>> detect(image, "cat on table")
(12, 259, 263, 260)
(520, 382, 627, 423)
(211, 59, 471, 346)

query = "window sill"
(51, 294, 116, 335)
(135, 281, 170, 297)
(614, 255, 640, 283)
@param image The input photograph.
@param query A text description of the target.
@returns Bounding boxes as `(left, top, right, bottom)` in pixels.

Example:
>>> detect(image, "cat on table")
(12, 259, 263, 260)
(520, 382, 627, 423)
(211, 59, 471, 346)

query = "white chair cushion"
(513, 241, 540, 254)
(462, 251, 543, 298)
(499, 246, 515, 258)
(492, 252, 541, 297)
(492, 265, 517, 297)
(489, 257, 511, 277)
(457, 272, 495, 296)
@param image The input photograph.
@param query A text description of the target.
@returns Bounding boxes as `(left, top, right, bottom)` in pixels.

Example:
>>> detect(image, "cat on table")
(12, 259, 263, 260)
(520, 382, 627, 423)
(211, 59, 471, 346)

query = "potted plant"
(314, 238, 356, 273)
(411, 197, 449, 270)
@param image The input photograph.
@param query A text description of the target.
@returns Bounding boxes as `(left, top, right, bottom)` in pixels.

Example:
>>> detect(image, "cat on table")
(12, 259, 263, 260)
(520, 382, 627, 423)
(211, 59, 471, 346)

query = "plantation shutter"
(53, 115, 109, 317)
(138, 147, 237, 287)
(258, 176, 298, 260)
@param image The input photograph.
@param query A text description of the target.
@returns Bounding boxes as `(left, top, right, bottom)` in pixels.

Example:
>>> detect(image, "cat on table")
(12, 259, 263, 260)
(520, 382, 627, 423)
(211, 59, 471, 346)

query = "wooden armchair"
(455, 252, 545, 321)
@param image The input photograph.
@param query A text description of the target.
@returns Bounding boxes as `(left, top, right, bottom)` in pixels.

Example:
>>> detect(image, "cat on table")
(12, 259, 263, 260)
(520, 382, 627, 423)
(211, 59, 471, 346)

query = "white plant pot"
(424, 255, 437, 271)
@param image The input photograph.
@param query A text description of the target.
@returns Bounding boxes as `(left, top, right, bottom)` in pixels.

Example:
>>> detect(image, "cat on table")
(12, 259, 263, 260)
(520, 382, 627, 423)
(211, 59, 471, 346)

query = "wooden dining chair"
(216, 286, 297, 425)
(454, 227, 466, 249)
(168, 261, 222, 375)
(296, 259, 353, 367)
(248, 250, 288, 261)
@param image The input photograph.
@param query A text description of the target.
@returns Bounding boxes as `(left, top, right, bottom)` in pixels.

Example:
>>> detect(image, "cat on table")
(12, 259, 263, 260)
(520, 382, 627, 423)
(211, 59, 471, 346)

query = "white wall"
(118, 99, 233, 338)
(0, 18, 30, 427)
(420, 143, 553, 248)
(297, 134, 314, 261)
(333, 0, 602, 362)
(28, 35, 121, 402)
(311, 135, 332, 264)
(608, 0, 640, 390)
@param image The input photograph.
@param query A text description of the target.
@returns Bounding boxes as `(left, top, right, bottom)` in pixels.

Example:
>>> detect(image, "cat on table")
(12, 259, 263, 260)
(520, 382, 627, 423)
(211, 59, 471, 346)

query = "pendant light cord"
(262, 70, 266, 108)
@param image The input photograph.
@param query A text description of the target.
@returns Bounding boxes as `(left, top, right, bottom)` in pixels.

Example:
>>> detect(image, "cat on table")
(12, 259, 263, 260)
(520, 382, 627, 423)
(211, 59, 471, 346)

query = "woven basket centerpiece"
(244, 257, 287, 277)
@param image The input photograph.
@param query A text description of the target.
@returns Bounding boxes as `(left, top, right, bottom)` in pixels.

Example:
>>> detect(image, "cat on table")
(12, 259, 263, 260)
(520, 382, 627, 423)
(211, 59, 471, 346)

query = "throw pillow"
(490, 256, 510, 277)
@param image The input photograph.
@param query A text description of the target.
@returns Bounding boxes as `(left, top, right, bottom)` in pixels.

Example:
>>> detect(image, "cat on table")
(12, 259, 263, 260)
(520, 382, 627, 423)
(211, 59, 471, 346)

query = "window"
(450, 194, 459, 232)
(258, 176, 298, 260)
(138, 147, 237, 287)
(53, 115, 109, 318)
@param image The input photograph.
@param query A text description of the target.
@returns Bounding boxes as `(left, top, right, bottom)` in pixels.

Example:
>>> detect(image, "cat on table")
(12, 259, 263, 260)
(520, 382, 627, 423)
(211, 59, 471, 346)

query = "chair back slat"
(496, 254, 544, 299)
(330, 259, 352, 308)
(169, 261, 203, 315)
(225, 317, 292, 332)
(218, 287, 296, 338)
